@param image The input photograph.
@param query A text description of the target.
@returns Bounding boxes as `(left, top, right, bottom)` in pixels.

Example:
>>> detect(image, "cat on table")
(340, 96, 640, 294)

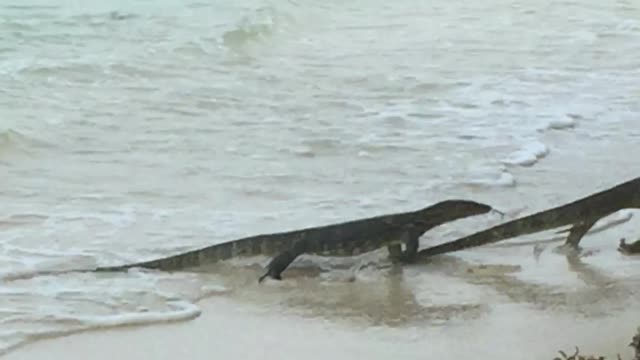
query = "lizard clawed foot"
(388, 251, 416, 265)
(618, 237, 640, 255)
(399, 253, 418, 264)
(618, 238, 629, 254)
(553, 346, 580, 360)
(258, 270, 282, 283)
(533, 244, 546, 262)
(553, 243, 583, 256)
(258, 250, 297, 283)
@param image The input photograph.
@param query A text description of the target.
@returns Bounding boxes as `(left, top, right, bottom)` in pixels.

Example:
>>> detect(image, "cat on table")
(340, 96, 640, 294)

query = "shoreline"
(4, 294, 640, 360)
(4, 135, 640, 360)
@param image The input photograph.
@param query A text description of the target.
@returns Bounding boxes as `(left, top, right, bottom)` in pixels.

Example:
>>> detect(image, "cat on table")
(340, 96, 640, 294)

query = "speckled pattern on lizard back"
(90, 199, 495, 281)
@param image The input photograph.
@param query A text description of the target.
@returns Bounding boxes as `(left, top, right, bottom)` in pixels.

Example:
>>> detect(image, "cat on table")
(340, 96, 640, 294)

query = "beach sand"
(4, 294, 639, 360)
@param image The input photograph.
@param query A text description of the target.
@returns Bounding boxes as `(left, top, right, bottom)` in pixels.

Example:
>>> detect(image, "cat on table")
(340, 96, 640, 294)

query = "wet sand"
(5, 228, 640, 360)
(4, 291, 639, 360)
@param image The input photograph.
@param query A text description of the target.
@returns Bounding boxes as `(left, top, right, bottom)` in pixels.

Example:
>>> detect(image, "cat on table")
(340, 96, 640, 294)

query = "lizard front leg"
(258, 250, 299, 283)
(258, 241, 307, 283)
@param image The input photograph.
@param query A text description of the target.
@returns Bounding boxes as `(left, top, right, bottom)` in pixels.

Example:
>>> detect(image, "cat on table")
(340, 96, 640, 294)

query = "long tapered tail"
(93, 233, 299, 272)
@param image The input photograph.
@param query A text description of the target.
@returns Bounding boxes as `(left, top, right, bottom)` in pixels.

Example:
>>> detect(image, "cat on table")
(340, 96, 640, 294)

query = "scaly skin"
(416, 176, 640, 259)
(257, 200, 496, 282)
(90, 200, 494, 281)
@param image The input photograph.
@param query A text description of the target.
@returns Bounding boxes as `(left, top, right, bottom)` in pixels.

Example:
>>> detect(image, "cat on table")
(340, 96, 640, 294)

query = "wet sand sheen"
(4, 285, 639, 360)
(4, 241, 640, 360)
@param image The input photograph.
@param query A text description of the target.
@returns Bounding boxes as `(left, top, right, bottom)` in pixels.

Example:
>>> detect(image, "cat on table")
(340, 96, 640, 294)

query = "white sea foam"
(542, 114, 580, 131)
(0, 267, 223, 356)
(502, 141, 550, 167)
(463, 165, 517, 188)
(0, 299, 201, 356)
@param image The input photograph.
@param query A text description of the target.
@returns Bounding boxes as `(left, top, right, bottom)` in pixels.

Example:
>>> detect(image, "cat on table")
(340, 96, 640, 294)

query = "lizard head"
(418, 200, 497, 223)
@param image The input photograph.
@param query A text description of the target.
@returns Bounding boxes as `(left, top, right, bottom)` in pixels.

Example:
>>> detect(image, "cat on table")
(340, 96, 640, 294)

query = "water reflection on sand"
(204, 248, 640, 329)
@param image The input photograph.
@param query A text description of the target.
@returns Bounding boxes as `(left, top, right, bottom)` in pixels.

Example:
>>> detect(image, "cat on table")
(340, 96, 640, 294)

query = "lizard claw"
(258, 260, 286, 283)
(258, 269, 282, 283)
(258, 272, 269, 283)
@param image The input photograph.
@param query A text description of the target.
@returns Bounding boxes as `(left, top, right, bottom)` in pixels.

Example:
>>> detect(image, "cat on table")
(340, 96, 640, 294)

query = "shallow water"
(1, 0, 640, 357)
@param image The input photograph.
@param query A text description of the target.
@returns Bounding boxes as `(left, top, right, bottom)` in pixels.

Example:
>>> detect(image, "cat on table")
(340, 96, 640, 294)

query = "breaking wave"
(0, 262, 230, 357)
(0, 129, 34, 158)
(221, 5, 298, 51)
(503, 140, 550, 167)
(0, 128, 53, 158)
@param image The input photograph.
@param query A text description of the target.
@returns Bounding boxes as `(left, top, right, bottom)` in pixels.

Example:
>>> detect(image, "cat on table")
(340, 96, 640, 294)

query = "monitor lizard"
(415, 176, 640, 259)
(63, 199, 495, 282)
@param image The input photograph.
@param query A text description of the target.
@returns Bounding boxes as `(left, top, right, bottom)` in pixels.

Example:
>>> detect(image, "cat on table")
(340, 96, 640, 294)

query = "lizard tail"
(92, 234, 295, 273)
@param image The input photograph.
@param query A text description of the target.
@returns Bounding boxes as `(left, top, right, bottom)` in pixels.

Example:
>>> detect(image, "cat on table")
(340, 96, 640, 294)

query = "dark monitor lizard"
(416, 176, 640, 259)
(46, 199, 495, 282)
(256, 199, 497, 282)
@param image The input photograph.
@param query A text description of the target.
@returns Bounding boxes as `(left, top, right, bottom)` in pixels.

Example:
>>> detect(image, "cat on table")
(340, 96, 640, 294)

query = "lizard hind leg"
(387, 244, 405, 263)
(386, 225, 422, 264)
(401, 234, 420, 263)
(554, 218, 598, 255)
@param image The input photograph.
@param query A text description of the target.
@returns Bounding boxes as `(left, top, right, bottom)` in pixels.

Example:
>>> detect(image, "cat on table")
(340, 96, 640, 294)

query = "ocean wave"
(540, 113, 580, 131)
(222, 22, 275, 48)
(13, 59, 174, 84)
(0, 10, 137, 39)
(276, 137, 346, 158)
(222, 5, 296, 51)
(71, 11, 139, 23)
(0, 267, 223, 356)
(0, 129, 23, 151)
(14, 61, 105, 81)
(461, 165, 517, 188)
(0, 297, 200, 357)
(0, 19, 37, 32)
(0, 129, 37, 157)
(0, 214, 49, 229)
